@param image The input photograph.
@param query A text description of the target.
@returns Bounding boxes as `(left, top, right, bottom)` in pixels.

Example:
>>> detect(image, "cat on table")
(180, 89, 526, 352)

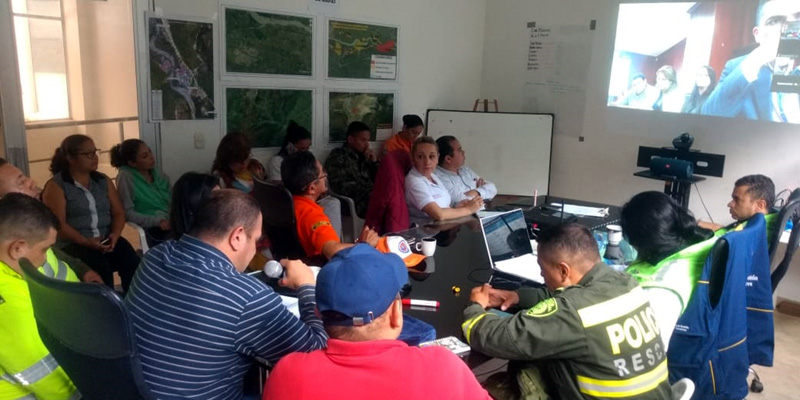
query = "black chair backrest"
(771, 188, 800, 292)
(768, 188, 800, 263)
(252, 178, 307, 260)
(20, 258, 154, 400)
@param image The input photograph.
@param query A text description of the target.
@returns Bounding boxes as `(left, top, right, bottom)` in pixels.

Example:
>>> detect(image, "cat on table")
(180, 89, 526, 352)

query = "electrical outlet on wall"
(194, 132, 205, 149)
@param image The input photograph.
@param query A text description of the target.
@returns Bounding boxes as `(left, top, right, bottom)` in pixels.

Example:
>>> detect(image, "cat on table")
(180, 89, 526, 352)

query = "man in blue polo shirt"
(126, 190, 327, 399)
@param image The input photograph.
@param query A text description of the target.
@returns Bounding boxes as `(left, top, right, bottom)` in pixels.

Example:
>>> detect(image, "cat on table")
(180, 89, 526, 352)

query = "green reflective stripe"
(577, 360, 668, 398)
(55, 259, 68, 280)
(14, 394, 37, 400)
(4, 354, 59, 386)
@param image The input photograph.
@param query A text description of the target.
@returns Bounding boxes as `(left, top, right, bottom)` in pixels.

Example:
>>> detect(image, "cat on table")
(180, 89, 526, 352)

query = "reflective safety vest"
(626, 236, 719, 313)
(0, 249, 79, 400)
(463, 263, 672, 399)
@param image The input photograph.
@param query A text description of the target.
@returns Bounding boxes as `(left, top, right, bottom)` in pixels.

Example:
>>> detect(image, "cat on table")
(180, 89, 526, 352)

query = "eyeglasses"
(74, 149, 101, 159)
(303, 173, 327, 191)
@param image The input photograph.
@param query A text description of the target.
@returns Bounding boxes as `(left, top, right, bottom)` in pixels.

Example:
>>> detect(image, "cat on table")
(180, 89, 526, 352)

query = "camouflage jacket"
(325, 145, 379, 218)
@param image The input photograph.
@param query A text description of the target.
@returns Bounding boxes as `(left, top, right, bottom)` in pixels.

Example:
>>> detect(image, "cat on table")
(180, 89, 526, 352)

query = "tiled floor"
(748, 311, 800, 399)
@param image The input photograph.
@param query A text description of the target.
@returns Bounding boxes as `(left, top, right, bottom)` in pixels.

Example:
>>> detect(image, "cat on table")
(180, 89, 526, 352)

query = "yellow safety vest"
(0, 249, 79, 399)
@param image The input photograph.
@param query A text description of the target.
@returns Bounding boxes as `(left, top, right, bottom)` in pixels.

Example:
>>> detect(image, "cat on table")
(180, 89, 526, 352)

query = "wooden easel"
(472, 99, 499, 112)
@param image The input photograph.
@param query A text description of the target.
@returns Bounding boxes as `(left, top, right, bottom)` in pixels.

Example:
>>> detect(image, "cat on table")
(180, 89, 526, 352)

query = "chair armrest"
(126, 222, 149, 254)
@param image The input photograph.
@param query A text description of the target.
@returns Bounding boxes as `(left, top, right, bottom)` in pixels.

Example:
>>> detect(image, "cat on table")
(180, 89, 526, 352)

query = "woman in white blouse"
(405, 136, 483, 223)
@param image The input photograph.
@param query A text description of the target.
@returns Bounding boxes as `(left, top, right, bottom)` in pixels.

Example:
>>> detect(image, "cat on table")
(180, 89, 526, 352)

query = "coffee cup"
(419, 237, 436, 256)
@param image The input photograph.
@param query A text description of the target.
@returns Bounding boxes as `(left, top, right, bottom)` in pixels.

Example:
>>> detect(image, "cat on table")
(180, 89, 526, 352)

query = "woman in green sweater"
(111, 139, 172, 247)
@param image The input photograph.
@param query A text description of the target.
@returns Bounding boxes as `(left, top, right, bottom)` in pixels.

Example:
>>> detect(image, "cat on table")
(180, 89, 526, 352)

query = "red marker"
(402, 299, 440, 307)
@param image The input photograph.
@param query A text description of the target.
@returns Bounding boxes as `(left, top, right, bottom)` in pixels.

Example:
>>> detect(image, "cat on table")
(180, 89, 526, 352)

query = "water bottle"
(604, 224, 626, 269)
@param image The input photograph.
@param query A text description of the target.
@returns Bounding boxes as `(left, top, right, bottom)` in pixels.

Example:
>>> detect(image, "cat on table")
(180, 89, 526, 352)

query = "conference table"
(258, 195, 624, 370)
(393, 196, 623, 367)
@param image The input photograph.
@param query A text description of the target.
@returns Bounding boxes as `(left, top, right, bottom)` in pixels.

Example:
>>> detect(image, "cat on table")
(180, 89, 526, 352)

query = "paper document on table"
(280, 295, 300, 317)
(549, 203, 609, 218)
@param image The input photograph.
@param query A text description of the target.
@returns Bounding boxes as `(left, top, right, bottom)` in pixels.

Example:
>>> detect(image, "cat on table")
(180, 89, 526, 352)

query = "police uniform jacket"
(463, 262, 671, 399)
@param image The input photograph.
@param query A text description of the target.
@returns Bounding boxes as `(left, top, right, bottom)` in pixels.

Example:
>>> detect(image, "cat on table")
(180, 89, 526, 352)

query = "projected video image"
(607, 1, 800, 123)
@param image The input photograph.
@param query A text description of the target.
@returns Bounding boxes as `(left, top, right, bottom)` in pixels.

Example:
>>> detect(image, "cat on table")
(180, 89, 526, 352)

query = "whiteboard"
(425, 110, 553, 196)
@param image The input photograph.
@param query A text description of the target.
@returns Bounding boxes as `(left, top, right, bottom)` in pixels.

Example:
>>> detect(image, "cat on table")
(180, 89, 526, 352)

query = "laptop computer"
(479, 209, 543, 284)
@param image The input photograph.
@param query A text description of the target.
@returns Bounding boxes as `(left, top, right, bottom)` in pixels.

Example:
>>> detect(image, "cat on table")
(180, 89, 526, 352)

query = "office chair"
(126, 222, 149, 255)
(20, 258, 155, 400)
(747, 188, 800, 393)
(769, 187, 800, 292)
(252, 178, 308, 261)
(329, 191, 364, 243)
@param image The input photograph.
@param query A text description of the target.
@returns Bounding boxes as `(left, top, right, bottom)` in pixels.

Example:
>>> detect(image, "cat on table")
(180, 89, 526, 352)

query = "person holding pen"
(405, 137, 483, 224)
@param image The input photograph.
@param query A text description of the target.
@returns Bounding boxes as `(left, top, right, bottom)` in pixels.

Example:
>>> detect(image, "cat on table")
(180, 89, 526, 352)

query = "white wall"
(135, 0, 487, 181)
(481, 0, 800, 225)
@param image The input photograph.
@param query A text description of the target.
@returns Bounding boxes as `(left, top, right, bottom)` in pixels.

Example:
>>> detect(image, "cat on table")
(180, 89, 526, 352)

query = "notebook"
(479, 209, 543, 283)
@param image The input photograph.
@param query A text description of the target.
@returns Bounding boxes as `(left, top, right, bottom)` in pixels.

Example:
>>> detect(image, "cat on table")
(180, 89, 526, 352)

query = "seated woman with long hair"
(212, 132, 264, 193)
(621, 191, 716, 347)
(681, 66, 717, 114)
(267, 121, 312, 181)
(111, 139, 171, 247)
(41, 134, 140, 293)
(405, 137, 482, 224)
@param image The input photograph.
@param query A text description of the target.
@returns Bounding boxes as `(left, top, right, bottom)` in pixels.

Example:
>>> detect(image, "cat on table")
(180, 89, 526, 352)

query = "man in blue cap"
(263, 244, 490, 400)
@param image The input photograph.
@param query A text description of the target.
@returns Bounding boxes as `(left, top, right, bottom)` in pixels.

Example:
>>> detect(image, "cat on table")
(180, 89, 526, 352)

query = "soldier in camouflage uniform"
(325, 121, 379, 218)
(463, 224, 672, 400)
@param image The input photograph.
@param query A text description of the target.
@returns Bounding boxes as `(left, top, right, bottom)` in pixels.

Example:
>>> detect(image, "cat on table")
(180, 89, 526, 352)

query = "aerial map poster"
(226, 88, 313, 148)
(148, 17, 215, 121)
(328, 92, 394, 143)
(328, 20, 398, 80)
(225, 8, 313, 76)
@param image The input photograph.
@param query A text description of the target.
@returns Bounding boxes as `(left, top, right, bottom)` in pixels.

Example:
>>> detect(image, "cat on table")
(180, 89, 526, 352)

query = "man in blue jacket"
(702, 0, 800, 121)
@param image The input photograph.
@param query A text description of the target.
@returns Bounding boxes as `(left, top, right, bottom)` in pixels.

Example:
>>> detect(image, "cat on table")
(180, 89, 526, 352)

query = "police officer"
(0, 194, 79, 399)
(463, 224, 671, 399)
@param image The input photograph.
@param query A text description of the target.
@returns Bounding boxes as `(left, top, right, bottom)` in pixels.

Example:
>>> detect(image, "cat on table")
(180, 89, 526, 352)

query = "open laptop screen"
(480, 209, 533, 264)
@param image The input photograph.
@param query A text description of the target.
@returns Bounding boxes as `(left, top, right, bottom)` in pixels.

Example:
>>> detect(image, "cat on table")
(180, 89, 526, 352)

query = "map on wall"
(328, 20, 398, 80)
(225, 8, 313, 76)
(227, 88, 313, 148)
(148, 17, 215, 121)
(328, 92, 394, 143)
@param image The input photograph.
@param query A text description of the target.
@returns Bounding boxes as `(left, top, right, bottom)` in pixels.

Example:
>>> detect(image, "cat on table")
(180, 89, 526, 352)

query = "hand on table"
(459, 196, 484, 213)
(470, 284, 519, 311)
(358, 226, 380, 247)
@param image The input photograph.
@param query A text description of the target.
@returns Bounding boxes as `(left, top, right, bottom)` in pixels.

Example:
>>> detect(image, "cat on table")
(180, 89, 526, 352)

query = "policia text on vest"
(462, 263, 671, 399)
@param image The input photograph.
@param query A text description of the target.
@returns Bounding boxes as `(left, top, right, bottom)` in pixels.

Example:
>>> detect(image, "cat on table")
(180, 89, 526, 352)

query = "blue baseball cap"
(317, 244, 408, 326)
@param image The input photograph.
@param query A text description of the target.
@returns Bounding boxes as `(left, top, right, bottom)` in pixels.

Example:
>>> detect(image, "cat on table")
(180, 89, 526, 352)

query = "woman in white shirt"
(267, 121, 312, 181)
(405, 136, 482, 223)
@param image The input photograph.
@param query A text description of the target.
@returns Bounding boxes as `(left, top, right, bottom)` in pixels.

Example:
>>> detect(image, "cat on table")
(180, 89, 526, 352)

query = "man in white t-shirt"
(435, 136, 497, 206)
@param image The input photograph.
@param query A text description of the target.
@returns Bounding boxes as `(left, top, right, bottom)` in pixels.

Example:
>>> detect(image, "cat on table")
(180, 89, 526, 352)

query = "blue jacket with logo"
(667, 214, 773, 399)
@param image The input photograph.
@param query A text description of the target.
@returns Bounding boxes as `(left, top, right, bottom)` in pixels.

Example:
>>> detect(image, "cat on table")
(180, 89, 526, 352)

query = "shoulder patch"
(525, 298, 558, 318)
(311, 221, 332, 231)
